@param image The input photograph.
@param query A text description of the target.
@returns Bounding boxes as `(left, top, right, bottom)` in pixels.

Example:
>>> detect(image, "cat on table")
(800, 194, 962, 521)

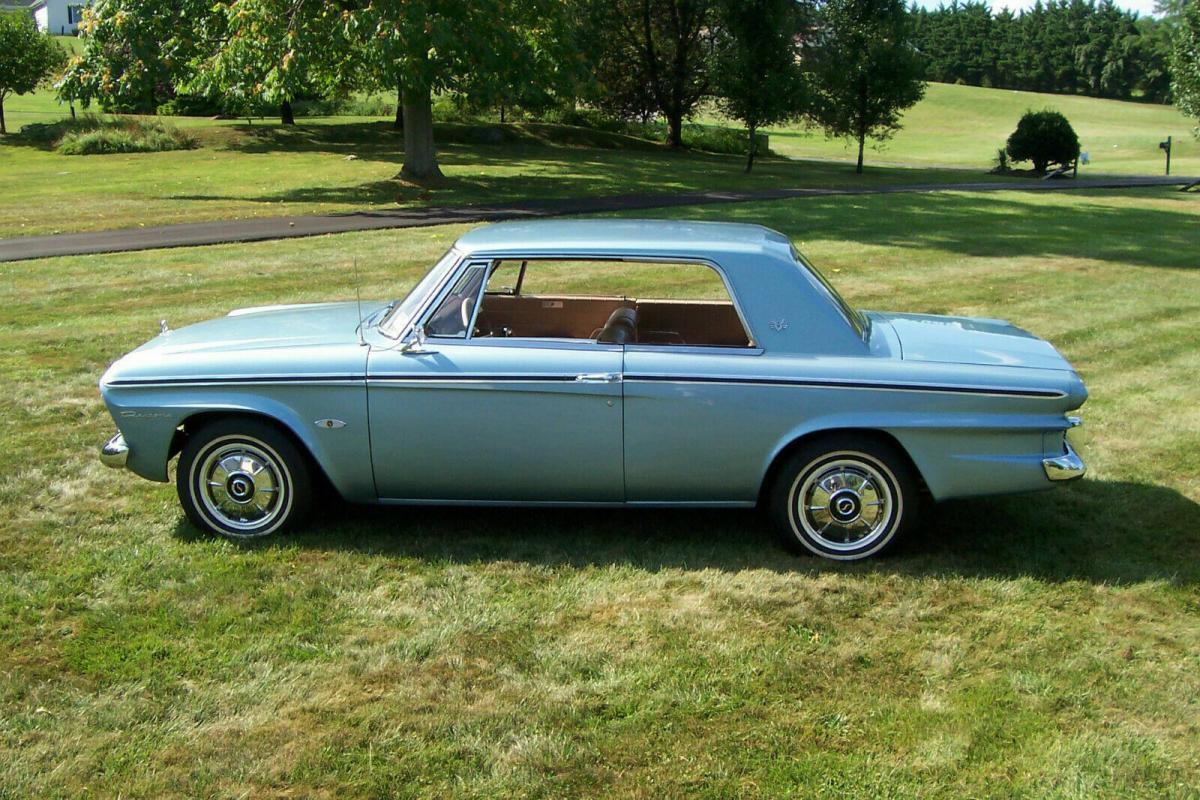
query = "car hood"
(868, 311, 1072, 370)
(130, 301, 383, 356)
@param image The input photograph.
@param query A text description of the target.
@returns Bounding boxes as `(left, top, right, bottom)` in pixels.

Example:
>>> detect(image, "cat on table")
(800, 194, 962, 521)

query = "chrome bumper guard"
(1043, 439, 1085, 482)
(100, 432, 129, 469)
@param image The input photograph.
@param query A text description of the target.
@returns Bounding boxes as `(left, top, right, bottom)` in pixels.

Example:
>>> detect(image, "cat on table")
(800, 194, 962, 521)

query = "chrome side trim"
(100, 432, 129, 469)
(625, 374, 1066, 399)
(105, 376, 364, 387)
(1043, 440, 1086, 481)
(106, 373, 1063, 398)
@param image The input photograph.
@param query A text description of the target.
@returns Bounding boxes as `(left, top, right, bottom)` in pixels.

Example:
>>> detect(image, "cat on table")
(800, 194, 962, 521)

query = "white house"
(2, 0, 90, 35)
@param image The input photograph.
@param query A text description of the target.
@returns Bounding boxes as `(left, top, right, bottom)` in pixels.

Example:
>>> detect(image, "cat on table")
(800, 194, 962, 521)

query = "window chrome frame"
(457, 253, 759, 350)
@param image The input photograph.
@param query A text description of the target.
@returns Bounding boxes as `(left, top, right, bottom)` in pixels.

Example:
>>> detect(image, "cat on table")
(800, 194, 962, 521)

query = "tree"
(1171, 1, 1200, 127)
(586, 0, 716, 148)
(1005, 109, 1080, 172)
(0, 11, 68, 134)
(343, 0, 568, 181)
(184, 0, 345, 126)
(58, 0, 213, 115)
(710, 0, 808, 172)
(809, 0, 926, 174)
(61, 0, 334, 124)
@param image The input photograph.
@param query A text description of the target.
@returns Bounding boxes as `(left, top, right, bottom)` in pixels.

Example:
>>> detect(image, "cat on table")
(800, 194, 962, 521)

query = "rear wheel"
(770, 435, 917, 560)
(177, 418, 311, 540)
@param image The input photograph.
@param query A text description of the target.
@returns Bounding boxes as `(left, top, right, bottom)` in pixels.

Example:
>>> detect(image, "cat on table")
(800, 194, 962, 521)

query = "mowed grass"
(2, 187, 1198, 797)
(5, 79, 1196, 239)
(764, 82, 1200, 176)
(0, 116, 997, 239)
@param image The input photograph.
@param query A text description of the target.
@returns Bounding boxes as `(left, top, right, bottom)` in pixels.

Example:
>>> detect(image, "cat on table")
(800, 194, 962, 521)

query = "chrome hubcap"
(796, 458, 894, 551)
(197, 441, 287, 533)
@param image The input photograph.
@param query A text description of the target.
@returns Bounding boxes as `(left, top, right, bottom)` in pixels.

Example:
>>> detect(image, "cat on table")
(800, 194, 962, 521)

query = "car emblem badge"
(315, 419, 346, 429)
(769, 318, 789, 332)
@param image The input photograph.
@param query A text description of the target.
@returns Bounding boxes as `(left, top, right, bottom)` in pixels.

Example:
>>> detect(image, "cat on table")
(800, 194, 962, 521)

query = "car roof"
(452, 219, 795, 259)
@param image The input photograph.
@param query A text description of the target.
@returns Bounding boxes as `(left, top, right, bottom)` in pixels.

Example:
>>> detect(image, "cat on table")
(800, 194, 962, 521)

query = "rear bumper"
(1043, 439, 1085, 481)
(100, 432, 129, 469)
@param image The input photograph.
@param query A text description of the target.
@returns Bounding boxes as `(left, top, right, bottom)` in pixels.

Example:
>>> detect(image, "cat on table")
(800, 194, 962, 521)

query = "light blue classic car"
(99, 220, 1086, 559)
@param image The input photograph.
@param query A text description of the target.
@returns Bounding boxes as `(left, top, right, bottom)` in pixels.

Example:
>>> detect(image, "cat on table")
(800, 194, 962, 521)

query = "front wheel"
(770, 435, 918, 560)
(177, 418, 311, 540)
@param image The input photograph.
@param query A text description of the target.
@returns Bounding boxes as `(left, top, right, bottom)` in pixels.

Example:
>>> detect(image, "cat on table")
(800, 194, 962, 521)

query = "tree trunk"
(666, 110, 683, 149)
(393, 84, 403, 131)
(281, 99, 295, 125)
(400, 87, 443, 182)
(0, 98, 6, 135)
(856, 130, 865, 174)
(745, 126, 756, 173)
(499, 103, 505, 124)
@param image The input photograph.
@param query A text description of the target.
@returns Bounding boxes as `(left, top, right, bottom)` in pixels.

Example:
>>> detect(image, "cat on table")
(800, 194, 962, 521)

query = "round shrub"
(1005, 110, 1080, 174)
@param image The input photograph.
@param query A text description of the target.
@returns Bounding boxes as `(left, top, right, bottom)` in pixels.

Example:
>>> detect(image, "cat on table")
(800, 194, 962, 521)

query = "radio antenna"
(354, 256, 367, 347)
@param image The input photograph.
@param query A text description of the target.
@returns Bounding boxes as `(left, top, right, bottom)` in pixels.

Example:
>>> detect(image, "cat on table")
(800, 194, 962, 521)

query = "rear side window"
(472, 259, 752, 347)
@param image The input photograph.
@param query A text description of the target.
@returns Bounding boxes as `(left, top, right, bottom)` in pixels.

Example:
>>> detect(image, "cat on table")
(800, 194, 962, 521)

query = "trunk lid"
(868, 311, 1072, 371)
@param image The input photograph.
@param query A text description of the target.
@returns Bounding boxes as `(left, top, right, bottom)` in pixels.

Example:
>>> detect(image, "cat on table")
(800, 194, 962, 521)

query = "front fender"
(101, 382, 376, 502)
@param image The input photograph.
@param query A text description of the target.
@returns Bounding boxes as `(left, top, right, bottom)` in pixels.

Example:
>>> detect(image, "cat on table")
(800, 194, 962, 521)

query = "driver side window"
(425, 264, 487, 338)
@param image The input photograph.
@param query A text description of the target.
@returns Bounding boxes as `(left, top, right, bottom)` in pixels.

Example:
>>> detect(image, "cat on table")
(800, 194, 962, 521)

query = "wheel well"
(756, 428, 928, 507)
(171, 411, 337, 495)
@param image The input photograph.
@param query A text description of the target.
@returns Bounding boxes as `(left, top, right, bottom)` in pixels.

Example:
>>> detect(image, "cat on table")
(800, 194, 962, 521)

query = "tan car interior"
(468, 260, 753, 348)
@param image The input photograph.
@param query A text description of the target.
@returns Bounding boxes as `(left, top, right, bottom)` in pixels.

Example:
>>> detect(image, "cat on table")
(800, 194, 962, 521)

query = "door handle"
(575, 372, 620, 383)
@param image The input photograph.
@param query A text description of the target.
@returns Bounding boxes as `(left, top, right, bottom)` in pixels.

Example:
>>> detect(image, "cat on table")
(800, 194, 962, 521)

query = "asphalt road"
(1, 175, 1192, 263)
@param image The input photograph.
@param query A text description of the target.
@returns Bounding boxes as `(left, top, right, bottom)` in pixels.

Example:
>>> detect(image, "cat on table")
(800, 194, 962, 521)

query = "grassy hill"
(766, 82, 1198, 176)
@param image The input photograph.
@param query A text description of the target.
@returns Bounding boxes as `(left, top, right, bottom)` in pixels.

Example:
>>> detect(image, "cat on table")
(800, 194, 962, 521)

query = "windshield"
(792, 246, 868, 338)
(379, 249, 461, 338)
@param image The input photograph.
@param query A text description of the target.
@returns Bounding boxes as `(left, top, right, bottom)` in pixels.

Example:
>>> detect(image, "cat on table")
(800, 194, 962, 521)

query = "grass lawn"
(2, 187, 1198, 797)
(4, 80, 1197, 240)
(764, 82, 1200, 176)
(0, 116, 996, 239)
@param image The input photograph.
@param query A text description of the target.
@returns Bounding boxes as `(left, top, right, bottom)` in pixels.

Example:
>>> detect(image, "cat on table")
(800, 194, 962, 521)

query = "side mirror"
(401, 323, 435, 354)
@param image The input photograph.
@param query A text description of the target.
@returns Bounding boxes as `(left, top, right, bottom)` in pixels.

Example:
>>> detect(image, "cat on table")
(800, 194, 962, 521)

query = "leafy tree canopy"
(1170, 1, 1200, 127)
(0, 10, 69, 133)
(710, 0, 810, 171)
(809, 0, 926, 173)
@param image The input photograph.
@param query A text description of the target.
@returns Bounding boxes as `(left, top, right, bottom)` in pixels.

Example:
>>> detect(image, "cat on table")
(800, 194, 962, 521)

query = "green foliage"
(58, 0, 215, 114)
(994, 147, 1010, 173)
(20, 115, 196, 154)
(808, 0, 926, 173)
(0, 11, 68, 133)
(910, 0, 1173, 102)
(1171, 2, 1200, 128)
(580, 0, 717, 147)
(186, 0, 344, 120)
(1005, 109, 1081, 172)
(710, 0, 808, 171)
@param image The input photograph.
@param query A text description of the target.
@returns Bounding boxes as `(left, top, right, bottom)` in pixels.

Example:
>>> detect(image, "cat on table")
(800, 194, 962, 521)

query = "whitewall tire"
(770, 435, 918, 560)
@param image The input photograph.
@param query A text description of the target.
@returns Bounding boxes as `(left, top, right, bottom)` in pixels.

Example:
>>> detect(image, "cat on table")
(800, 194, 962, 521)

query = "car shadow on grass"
(175, 478, 1200, 586)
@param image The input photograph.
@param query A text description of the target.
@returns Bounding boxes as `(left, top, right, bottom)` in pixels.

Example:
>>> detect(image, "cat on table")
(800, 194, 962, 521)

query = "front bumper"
(1043, 439, 1085, 481)
(100, 432, 129, 469)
